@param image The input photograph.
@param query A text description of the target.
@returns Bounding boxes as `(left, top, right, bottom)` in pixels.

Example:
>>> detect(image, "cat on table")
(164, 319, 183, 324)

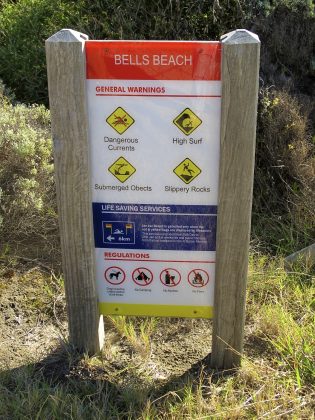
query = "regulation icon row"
(104, 266, 209, 288)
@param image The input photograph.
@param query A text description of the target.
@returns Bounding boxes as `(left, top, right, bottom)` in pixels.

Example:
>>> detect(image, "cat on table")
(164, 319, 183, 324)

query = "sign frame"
(46, 29, 260, 368)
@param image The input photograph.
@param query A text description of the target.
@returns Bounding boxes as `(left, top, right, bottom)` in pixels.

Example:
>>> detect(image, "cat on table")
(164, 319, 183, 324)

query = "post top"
(46, 28, 89, 43)
(221, 29, 260, 44)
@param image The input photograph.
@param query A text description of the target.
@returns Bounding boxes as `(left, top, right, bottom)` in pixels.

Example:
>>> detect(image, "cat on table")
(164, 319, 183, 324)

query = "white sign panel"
(86, 41, 221, 318)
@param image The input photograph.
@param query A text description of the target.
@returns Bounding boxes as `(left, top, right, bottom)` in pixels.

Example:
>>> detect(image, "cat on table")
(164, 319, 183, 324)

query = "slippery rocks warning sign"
(86, 40, 221, 318)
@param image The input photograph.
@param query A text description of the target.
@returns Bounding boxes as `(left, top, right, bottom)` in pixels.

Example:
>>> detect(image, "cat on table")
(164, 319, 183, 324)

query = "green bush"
(0, 0, 251, 104)
(0, 0, 314, 256)
(252, 2, 315, 93)
(0, 83, 58, 259)
(0, 0, 313, 105)
(0, 0, 87, 105)
(253, 88, 315, 253)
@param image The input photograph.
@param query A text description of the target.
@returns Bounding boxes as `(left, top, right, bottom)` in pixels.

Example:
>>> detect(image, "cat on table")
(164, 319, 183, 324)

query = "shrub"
(253, 88, 315, 253)
(0, 0, 280, 105)
(0, 0, 314, 256)
(252, 1, 315, 94)
(0, 0, 87, 105)
(0, 0, 314, 106)
(0, 84, 58, 261)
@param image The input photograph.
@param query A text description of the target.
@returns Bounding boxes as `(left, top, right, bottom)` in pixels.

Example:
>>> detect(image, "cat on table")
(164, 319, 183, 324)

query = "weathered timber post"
(211, 30, 260, 369)
(46, 29, 104, 353)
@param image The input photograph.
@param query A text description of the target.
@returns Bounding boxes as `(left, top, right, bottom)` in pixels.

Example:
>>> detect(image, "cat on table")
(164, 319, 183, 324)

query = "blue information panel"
(93, 203, 217, 251)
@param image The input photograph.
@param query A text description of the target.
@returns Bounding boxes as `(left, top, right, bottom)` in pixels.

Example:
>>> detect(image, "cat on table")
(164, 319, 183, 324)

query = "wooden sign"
(46, 29, 260, 368)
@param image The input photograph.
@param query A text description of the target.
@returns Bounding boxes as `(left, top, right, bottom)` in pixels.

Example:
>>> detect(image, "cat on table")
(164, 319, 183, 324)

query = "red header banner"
(86, 41, 221, 81)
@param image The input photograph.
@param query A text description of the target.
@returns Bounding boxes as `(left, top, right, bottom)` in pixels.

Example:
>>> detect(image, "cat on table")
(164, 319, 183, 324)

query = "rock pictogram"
(173, 158, 201, 184)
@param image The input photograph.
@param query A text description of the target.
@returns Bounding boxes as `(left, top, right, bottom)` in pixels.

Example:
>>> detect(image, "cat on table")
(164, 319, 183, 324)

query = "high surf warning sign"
(86, 40, 221, 318)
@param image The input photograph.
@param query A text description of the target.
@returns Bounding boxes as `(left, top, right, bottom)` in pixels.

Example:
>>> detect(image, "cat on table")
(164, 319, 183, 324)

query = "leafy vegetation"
(0, 0, 313, 256)
(0, 257, 314, 418)
(253, 88, 315, 253)
(0, 0, 314, 418)
(0, 0, 314, 105)
(0, 83, 58, 263)
(0, 0, 86, 104)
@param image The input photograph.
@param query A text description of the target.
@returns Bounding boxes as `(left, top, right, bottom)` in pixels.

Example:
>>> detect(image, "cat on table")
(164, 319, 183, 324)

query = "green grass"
(0, 254, 314, 419)
(108, 315, 158, 357)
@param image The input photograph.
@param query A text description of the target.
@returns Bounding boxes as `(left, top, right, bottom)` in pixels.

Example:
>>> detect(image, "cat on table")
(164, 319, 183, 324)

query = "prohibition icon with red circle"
(104, 266, 126, 285)
(188, 269, 209, 288)
(132, 267, 153, 286)
(160, 268, 181, 287)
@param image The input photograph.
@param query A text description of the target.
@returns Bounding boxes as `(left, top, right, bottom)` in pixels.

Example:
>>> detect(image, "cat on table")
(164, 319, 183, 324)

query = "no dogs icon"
(104, 266, 126, 285)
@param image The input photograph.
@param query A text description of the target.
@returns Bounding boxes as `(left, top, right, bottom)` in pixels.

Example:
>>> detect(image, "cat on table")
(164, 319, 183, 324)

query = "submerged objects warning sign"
(86, 40, 221, 318)
(108, 156, 136, 183)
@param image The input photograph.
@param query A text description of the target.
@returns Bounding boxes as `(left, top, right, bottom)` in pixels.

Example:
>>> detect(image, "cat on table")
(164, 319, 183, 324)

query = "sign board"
(46, 28, 260, 364)
(86, 41, 221, 318)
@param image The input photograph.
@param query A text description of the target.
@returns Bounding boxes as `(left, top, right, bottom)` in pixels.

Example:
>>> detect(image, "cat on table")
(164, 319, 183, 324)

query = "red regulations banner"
(86, 41, 221, 81)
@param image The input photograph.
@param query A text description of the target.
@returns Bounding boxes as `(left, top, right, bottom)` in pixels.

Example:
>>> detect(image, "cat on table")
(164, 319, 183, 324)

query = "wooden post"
(46, 29, 104, 354)
(211, 30, 260, 369)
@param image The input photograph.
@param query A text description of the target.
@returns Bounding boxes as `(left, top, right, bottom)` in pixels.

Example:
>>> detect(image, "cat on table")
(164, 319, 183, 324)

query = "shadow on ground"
(0, 340, 237, 417)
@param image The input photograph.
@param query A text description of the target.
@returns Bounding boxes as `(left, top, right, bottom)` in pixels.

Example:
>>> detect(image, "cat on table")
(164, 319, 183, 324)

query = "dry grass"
(0, 255, 314, 419)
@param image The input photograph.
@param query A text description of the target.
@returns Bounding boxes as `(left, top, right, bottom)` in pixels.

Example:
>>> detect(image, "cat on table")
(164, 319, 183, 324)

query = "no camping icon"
(132, 268, 153, 287)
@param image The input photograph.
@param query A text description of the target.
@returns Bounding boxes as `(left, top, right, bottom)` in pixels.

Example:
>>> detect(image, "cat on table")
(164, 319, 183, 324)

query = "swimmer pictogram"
(106, 106, 135, 134)
(103, 221, 135, 245)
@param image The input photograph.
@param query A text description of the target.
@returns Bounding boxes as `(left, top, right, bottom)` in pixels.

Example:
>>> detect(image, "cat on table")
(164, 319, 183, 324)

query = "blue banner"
(93, 202, 217, 251)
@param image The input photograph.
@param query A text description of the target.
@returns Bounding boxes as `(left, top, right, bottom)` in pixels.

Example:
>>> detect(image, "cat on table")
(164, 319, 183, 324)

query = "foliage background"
(0, 0, 314, 256)
(0, 2, 314, 419)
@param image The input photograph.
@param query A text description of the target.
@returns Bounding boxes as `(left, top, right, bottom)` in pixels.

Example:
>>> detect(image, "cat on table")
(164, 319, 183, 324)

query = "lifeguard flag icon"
(106, 107, 135, 134)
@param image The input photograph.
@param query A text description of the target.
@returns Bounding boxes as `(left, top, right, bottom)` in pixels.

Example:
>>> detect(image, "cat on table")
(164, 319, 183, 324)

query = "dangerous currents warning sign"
(86, 41, 221, 318)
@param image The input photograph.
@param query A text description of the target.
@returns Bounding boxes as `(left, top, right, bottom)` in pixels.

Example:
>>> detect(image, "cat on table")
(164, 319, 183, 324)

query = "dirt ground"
(0, 260, 213, 387)
(0, 261, 67, 370)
